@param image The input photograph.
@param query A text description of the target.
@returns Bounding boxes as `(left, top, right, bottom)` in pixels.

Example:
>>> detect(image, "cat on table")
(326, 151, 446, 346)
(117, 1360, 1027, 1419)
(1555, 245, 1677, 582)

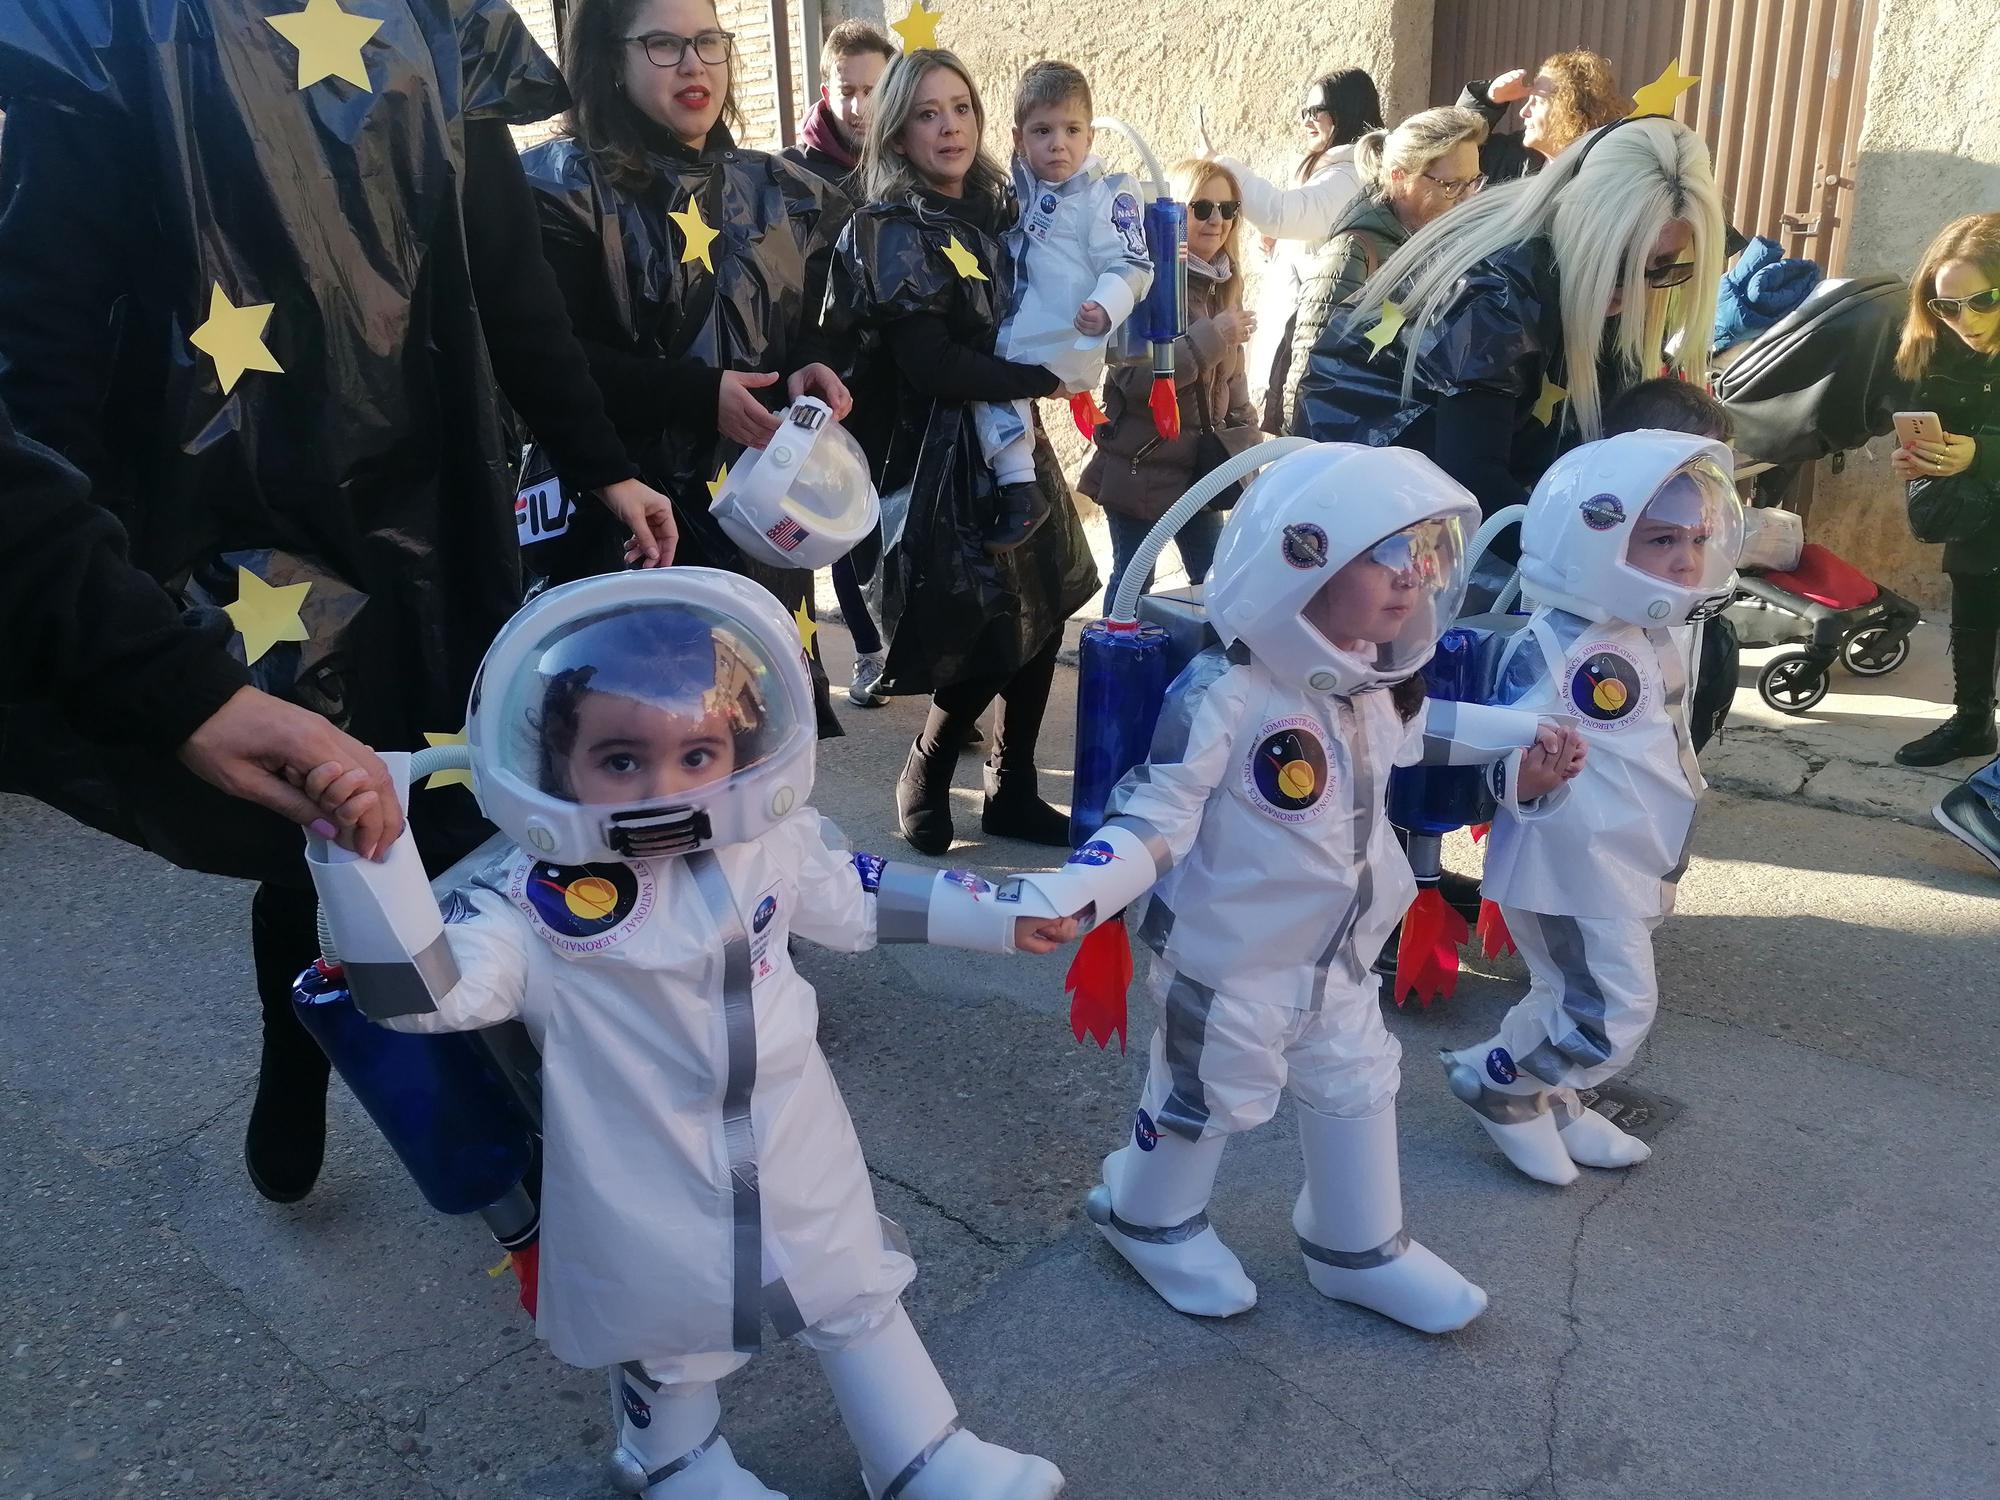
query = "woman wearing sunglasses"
(1888, 213, 2000, 773)
(1079, 159, 1264, 606)
(1293, 116, 1724, 542)
(1265, 106, 1488, 435)
(1197, 69, 1381, 429)
(523, 0, 856, 734)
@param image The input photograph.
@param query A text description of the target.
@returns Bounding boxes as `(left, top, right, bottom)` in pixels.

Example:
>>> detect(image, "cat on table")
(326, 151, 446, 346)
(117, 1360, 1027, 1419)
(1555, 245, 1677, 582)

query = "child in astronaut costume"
(973, 61, 1152, 552)
(1441, 431, 1744, 1187)
(306, 568, 1072, 1500)
(955, 445, 1585, 1333)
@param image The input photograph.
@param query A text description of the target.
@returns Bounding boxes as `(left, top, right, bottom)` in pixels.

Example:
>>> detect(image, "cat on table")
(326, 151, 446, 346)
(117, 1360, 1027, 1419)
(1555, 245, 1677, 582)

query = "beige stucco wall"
(1799, 0, 2000, 609)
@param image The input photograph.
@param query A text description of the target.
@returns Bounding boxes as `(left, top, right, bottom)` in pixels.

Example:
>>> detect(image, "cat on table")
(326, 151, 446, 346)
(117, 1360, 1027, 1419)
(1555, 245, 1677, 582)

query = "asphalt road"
(5, 636, 1998, 1500)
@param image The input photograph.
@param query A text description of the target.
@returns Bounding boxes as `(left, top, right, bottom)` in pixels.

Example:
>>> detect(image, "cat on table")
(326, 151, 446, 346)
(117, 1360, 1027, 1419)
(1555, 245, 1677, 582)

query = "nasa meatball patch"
(508, 855, 656, 956)
(1281, 522, 1330, 569)
(1560, 642, 1652, 728)
(1243, 716, 1334, 823)
(1579, 493, 1626, 531)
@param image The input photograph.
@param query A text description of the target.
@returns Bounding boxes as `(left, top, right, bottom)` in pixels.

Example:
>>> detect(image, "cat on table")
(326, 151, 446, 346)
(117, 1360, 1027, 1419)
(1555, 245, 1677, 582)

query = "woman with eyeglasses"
(1078, 158, 1264, 607)
(1197, 69, 1382, 430)
(1294, 116, 1724, 541)
(523, 0, 856, 734)
(1886, 214, 2000, 774)
(1265, 106, 1488, 435)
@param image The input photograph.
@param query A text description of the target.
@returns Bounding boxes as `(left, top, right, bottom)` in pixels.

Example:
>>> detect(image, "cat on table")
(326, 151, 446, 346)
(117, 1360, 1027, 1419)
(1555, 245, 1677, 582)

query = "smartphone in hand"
(1893, 411, 1945, 447)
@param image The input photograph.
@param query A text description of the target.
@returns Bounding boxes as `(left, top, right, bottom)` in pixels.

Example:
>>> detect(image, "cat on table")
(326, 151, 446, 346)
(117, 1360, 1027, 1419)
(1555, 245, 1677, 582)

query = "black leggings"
(920, 633, 1062, 773)
(831, 555, 882, 656)
(1950, 571, 2000, 711)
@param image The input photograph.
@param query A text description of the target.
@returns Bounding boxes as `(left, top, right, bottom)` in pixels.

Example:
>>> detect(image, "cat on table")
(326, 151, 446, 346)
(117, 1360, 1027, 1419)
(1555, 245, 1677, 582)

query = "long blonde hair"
(858, 49, 1009, 206)
(1348, 116, 1724, 441)
(1172, 157, 1244, 310)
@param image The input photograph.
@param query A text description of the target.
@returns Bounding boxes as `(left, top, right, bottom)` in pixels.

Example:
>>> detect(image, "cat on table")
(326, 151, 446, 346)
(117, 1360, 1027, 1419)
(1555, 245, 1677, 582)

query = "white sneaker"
(848, 652, 888, 707)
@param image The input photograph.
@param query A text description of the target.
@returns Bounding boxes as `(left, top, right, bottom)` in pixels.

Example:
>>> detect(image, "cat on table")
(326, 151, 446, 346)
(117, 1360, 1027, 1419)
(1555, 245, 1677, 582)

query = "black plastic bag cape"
(826, 198, 1098, 697)
(0, 0, 563, 883)
(1292, 236, 1569, 477)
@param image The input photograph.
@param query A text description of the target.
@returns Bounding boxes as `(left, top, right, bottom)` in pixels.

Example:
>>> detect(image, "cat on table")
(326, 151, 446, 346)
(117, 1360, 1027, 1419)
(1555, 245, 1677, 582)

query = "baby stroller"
(1714, 272, 1921, 712)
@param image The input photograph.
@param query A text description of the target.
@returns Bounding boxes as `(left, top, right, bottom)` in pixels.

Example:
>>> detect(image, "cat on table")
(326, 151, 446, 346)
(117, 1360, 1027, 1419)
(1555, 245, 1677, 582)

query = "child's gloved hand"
(1014, 914, 1080, 954)
(1074, 301, 1111, 337)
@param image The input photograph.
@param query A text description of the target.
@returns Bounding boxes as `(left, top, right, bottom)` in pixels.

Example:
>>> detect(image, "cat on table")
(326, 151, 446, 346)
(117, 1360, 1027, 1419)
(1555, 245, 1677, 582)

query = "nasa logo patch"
(1040, 192, 1058, 214)
(1243, 716, 1333, 823)
(509, 856, 656, 956)
(851, 851, 886, 893)
(1134, 1109, 1159, 1151)
(1281, 522, 1330, 569)
(753, 894, 778, 933)
(1580, 493, 1626, 532)
(1562, 642, 1652, 728)
(620, 1380, 653, 1429)
(945, 869, 992, 897)
(1485, 1047, 1518, 1085)
(1067, 840, 1117, 867)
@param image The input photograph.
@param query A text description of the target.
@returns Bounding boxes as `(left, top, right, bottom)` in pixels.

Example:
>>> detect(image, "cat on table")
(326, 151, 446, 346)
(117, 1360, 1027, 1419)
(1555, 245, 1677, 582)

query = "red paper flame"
(1392, 887, 1469, 1007)
(1475, 899, 1516, 960)
(1066, 918, 1132, 1051)
(1148, 377, 1181, 440)
(1069, 390, 1109, 439)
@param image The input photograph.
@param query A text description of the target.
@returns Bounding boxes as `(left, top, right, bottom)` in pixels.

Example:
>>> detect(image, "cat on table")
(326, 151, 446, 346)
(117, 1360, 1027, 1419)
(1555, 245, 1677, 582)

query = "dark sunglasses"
(1420, 170, 1484, 201)
(1189, 199, 1241, 222)
(1643, 259, 1697, 289)
(626, 29, 734, 68)
(1299, 104, 1332, 125)
(1928, 286, 2000, 320)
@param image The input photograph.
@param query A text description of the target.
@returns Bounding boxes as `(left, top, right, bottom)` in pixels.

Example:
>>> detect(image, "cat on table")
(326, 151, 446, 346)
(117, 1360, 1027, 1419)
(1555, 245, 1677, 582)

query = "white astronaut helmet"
(1206, 443, 1481, 696)
(708, 397, 880, 570)
(1519, 431, 1744, 627)
(466, 568, 816, 864)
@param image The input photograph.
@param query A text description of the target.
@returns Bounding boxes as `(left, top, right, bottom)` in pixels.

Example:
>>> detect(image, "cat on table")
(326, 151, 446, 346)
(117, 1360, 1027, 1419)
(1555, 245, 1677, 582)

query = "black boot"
(244, 884, 331, 1204)
(1896, 626, 1998, 767)
(981, 764, 1072, 845)
(982, 482, 1047, 555)
(896, 721, 962, 856)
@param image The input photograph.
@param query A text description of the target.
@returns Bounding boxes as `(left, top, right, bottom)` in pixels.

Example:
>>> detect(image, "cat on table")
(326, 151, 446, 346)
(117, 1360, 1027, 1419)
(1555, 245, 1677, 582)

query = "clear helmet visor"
(492, 600, 806, 807)
(1302, 515, 1472, 678)
(781, 417, 875, 533)
(1620, 458, 1743, 597)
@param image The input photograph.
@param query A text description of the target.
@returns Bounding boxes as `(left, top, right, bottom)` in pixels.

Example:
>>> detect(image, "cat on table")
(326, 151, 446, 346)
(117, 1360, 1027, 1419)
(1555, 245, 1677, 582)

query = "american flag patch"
(766, 516, 808, 552)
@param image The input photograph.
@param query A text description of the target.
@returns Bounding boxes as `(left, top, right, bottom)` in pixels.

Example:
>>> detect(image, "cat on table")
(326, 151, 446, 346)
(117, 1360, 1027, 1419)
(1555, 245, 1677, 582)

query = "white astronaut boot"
(1551, 1089, 1652, 1169)
(607, 1375, 784, 1499)
(1439, 1044, 1580, 1187)
(818, 1304, 1064, 1500)
(1083, 1132, 1257, 1317)
(1292, 1098, 1488, 1334)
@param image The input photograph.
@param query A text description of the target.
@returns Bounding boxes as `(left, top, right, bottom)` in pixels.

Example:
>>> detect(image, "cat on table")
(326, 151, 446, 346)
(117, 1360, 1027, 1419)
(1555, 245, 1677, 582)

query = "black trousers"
(920, 632, 1062, 774)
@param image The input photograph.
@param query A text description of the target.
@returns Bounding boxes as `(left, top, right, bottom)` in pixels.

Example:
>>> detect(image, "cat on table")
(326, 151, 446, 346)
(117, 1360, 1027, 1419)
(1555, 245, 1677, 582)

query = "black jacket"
(1458, 80, 1543, 183)
(826, 186, 1096, 695)
(0, 0, 593, 880)
(1271, 191, 1408, 435)
(1910, 341, 2000, 575)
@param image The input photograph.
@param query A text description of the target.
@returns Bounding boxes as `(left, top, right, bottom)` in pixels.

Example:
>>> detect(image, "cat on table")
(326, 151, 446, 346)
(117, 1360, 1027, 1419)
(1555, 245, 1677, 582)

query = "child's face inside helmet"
(563, 694, 740, 804)
(1622, 469, 1732, 590)
(1304, 520, 1451, 650)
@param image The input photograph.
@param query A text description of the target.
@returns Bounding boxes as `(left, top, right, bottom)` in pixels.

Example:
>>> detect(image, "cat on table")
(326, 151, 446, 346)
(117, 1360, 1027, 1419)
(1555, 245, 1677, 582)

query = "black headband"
(1561, 112, 1676, 177)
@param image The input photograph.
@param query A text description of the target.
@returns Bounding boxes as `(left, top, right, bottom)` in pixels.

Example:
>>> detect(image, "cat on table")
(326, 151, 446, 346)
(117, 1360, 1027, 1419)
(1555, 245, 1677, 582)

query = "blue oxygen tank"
(1386, 627, 1502, 835)
(292, 961, 534, 1215)
(1071, 621, 1172, 847)
(1135, 200, 1188, 439)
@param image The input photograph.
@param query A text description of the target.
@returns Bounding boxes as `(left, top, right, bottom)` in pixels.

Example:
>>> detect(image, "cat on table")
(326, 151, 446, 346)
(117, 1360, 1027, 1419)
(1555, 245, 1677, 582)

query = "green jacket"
(1268, 191, 1408, 435)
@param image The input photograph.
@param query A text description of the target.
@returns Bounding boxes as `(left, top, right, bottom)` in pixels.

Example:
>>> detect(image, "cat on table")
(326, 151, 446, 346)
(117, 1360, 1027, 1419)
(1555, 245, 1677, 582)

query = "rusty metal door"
(1427, 0, 1878, 271)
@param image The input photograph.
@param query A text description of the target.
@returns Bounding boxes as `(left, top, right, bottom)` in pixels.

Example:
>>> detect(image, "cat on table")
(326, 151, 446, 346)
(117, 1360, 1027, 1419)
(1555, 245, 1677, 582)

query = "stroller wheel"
(1759, 652, 1830, 714)
(1841, 626, 1912, 677)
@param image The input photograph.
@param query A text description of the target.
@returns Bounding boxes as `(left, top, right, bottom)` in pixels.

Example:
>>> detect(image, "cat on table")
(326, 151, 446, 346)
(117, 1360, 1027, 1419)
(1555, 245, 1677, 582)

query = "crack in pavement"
(867, 1164, 1021, 1252)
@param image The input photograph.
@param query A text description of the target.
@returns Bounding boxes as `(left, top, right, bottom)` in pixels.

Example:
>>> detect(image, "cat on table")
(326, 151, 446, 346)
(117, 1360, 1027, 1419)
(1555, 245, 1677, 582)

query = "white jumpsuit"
(386, 809, 923, 1384)
(1057, 646, 1534, 1134)
(975, 156, 1153, 482)
(1480, 608, 1705, 1091)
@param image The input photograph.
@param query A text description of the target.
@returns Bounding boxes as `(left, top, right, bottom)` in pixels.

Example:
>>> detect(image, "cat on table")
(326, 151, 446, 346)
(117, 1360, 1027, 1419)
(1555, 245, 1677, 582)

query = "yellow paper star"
(670, 198, 721, 273)
(1628, 58, 1699, 119)
(794, 597, 818, 655)
(1532, 375, 1569, 426)
(265, 0, 384, 91)
(190, 282, 284, 395)
(422, 728, 472, 791)
(941, 235, 987, 282)
(890, 1, 941, 52)
(1363, 299, 1405, 358)
(225, 566, 311, 666)
(707, 463, 730, 502)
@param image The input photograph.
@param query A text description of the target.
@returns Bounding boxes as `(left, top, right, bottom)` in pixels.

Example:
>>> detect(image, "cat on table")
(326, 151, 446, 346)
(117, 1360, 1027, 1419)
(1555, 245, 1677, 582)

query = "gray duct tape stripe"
(1156, 969, 1219, 1142)
(1314, 712, 1377, 1001)
(642, 1432, 721, 1487)
(879, 1421, 964, 1500)
(344, 931, 462, 1019)
(764, 1279, 806, 1340)
(620, 1360, 661, 1391)
(1137, 895, 1175, 953)
(1102, 1206, 1211, 1245)
(688, 851, 764, 1354)
(874, 864, 936, 945)
(1420, 699, 1459, 764)
(1298, 1227, 1411, 1270)
(1549, 1089, 1585, 1128)
(1104, 814, 1173, 875)
(1461, 1078, 1553, 1124)
(1535, 913, 1615, 1073)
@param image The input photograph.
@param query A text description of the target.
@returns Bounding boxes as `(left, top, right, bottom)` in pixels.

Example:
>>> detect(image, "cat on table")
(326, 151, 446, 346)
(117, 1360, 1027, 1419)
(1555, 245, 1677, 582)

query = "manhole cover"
(1575, 1080, 1681, 1145)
